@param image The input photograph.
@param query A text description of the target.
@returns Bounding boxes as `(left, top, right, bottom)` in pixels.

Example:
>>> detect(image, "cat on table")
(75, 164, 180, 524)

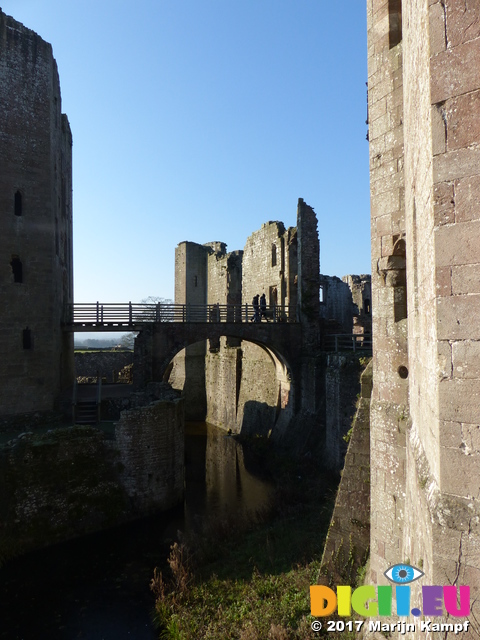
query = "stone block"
(435, 220, 480, 267)
(437, 340, 452, 380)
(433, 181, 455, 226)
(372, 0, 389, 20)
(439, 420, 463, 448)
(439, 378, 480, 423)
(461, 422, 480, 453)
(369, 96, 387, 123)
(452, 264, 480, 295)
(445, 0, 480, 48)
(446, 90, 480, 152)
(461, 564, 480, 592)
(374, 33, 391, 57)
(440, 446, 480, 497)
(435, 266, 451, 297)
(375, 213, 393, 236)
(371, 188, 400, 219)
(430, 38, 480, 104)
(452, 340, 480, 378)
(429, 2, 446, 55)
(381, 234, 395, 257)
(370, 110, 391, 139)
(455, 174, 480, 223)
(431, 527, 463, 560)
(384, 124, 404, 150)
(431, 104, 446, 156)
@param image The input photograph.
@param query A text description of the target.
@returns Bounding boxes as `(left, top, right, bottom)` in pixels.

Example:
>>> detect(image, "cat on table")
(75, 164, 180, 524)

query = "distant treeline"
(74, 338, 122, 349)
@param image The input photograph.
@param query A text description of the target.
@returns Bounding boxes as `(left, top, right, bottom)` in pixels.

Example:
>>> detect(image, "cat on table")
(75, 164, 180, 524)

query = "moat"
(0, 423, 274, 640)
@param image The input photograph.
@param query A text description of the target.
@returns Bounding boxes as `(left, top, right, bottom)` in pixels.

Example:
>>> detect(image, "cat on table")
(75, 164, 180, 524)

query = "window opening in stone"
(271, 244, 277, 267)
(23, 328, 32, 350)
(269, 285, 278, 307)
(319, 285, 325, 303)
(11, 256, 23, 283)
(389, 0, 402, 48)
(194, 275, 198, 287)
(14, 191, 22, 216)
(393, 238, 407, 322)
(364, 299, 371, 315)
(55, 218, 59, 256)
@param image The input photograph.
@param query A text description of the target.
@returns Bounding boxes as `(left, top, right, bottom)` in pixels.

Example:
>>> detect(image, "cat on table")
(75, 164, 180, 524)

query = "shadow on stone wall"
(317, 360, 372, 586)
(239, 400, 276, 437)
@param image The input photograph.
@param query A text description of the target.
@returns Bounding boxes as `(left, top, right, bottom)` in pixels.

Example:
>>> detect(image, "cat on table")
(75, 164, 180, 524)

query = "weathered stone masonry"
(367, 0, 480, 635)
(166, 200, 368, 462)
(170, 199, 319, 438)
(0, 393, 184, 560)
(0, 10, 74, 424)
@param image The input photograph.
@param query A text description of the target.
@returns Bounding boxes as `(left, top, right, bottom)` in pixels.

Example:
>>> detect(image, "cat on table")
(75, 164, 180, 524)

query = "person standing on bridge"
(251, 295, 260, 322)
(260, 293, 269, 322)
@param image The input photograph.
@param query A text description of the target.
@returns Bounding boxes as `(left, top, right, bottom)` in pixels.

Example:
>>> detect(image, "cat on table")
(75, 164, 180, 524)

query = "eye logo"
(384, 564, 424, 584)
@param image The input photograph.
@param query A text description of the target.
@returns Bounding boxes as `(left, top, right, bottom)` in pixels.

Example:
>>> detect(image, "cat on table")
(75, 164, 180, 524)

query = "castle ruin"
(168, 200, 370, 454)
(0, 10, 74, 425)
(2, 3, 480, 633)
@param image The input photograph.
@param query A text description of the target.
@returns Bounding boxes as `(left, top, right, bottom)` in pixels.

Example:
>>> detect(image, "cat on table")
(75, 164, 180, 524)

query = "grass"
(150, 441, 359, 640)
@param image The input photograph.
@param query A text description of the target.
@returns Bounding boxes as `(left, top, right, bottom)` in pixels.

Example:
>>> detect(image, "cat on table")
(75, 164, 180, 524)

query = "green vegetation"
(150, 444, 357, 640)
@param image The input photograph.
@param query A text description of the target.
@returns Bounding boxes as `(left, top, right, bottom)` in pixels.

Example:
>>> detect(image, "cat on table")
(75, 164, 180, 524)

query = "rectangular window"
(14, 191, 22, 216)
(23, 328, 32, 349)
(271, 244, 277, 267)
(389, 0, 402, 48)
(11, 256, 23, 283)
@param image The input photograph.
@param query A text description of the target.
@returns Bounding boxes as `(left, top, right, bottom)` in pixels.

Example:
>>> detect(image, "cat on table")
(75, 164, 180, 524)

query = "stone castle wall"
(172, 242, 208, 419)
(0, 10, 74, 420)
(171, 201, 365, 448)
(172, 212, 301, 434)
(0, 395, 184, 561)
(367, 0, 409, 599)
(367, 0, 480, 634)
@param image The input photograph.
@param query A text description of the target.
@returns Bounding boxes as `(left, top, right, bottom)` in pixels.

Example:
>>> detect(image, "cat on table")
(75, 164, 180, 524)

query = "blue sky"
(2, 1, 370, 304)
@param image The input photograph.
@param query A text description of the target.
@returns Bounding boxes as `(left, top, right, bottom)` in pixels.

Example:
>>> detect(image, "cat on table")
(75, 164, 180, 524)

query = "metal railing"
(66, 302, 298, 325)
(323, 333, 372, 353)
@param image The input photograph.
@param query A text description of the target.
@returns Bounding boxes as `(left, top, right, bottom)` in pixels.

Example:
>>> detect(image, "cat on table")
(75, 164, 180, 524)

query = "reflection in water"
(185, 423, 273, 529)
(0, 422, 272, 640)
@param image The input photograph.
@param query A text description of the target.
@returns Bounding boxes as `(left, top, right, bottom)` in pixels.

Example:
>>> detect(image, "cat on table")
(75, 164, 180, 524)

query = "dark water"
(0, 423, 273, 640)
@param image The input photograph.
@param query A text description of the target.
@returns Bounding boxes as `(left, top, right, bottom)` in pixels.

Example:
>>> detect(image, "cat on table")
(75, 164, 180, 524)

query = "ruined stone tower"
(0, 10, 74, 422)
(368, 0, 480, 632)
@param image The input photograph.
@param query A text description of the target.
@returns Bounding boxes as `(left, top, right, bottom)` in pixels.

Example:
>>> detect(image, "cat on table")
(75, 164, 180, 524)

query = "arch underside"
(136, 322, 302, 434)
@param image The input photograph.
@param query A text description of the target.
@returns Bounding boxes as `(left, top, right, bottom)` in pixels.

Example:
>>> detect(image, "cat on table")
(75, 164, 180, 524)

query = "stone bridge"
(64, 302, 308, 415)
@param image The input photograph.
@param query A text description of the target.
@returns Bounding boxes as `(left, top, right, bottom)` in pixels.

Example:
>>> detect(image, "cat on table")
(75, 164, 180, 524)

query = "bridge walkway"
(63, 302, 298, 331)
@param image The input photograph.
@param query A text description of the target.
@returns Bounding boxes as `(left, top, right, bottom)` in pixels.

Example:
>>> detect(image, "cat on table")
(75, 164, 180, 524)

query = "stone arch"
(378, 235, 407, 322)
(134, 323, 299, 435)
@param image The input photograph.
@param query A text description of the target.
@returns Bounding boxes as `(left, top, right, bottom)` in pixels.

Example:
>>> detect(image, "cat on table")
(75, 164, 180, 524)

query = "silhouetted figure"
(251, 295, 260, 322)
(260, 293, 268, 321)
